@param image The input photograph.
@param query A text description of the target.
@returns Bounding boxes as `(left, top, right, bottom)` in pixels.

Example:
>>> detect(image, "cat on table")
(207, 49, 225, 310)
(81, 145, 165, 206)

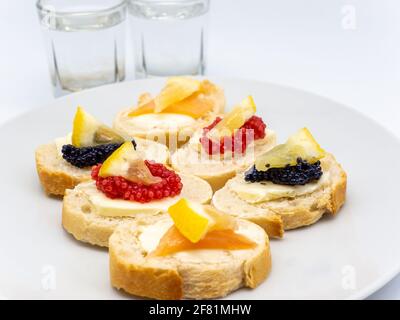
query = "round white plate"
(0, 78, 399, 300)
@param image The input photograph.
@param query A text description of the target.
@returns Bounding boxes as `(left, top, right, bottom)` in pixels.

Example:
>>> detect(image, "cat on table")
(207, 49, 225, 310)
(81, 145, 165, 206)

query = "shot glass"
(36, 0, 127, 96)
(128, 0, 210, 78)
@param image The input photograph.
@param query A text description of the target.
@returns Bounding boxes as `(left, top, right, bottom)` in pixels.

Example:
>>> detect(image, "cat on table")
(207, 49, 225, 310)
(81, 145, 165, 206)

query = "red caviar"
(200, 115, 266, 155)
(91, 161, 183, 203)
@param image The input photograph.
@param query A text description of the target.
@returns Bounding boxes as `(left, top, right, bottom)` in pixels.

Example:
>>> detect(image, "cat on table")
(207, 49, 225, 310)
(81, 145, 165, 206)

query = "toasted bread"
(109, 217, 271, 299)
(62, 174, 213, 247)
(212, 153, 346, 235)
(35, 138, 169, 196)
(171, 130, 277, 192)
(112, 81, 225, 149)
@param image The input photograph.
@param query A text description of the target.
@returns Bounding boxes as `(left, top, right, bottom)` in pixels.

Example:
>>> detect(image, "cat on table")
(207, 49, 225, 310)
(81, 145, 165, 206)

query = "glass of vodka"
(36, 0, 127, 96)
(128, 0, 209, 78)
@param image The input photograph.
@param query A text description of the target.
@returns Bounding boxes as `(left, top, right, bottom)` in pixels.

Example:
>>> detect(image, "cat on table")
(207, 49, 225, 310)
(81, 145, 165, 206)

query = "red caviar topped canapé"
(199, 96, 267, 155)
(200, 115, 266, 155)
(91, 142, 182, 203)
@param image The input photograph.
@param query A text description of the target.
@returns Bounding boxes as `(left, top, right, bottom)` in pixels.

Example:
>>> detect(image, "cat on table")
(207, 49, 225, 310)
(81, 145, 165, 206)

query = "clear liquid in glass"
(38, 2, 126, 96)
(128, 0, 209, 78)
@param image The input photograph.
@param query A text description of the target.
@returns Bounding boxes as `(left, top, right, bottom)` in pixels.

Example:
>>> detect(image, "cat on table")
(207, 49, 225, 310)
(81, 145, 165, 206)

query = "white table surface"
(0, 0, 398, 299)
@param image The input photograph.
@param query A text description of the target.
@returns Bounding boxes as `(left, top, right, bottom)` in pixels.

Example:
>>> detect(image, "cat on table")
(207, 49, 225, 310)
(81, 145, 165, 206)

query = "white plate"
(0, 78, 399, 300)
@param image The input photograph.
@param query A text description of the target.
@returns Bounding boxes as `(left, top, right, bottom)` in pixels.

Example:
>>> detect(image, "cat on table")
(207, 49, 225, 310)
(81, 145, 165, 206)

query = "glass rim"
(129, 0, 209, 3)
(36, 0, 127, 17)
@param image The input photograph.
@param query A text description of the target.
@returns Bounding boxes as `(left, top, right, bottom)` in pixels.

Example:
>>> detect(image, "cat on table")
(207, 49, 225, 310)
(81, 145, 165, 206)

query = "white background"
(0, 0, 398, 299)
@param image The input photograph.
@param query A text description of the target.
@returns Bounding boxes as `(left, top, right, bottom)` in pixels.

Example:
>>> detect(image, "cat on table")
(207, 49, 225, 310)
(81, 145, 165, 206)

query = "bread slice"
(112, 82, 225, 149)
(109, 217, 271, 299)
(212, 153, 347, 235)
(170, 129, 277, 192)
(62, 174, 213, 247)
(35, 137, 169, 196)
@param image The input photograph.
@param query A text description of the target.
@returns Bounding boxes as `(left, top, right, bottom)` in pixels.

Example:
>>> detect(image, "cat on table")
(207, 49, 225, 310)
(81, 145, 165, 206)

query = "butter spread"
(77, 182, 180, 217)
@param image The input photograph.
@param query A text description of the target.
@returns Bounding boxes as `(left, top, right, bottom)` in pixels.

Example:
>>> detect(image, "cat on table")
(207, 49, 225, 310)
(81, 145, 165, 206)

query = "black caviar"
(244, 158, 323, 185)
(62, 140, 136, 168)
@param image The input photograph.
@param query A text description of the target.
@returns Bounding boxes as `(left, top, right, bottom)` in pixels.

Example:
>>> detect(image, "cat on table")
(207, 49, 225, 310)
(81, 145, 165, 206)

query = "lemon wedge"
(154, 77, 202, 113)
(207, 95, 256, 139)
(168, 199, 236, 243)
(99, 141, 161, 185)
(255, 127, 326, 170)
(72, 106, 124, 147)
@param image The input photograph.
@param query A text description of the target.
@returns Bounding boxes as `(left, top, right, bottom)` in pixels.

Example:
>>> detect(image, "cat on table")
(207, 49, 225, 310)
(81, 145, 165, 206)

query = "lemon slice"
(154, 77, 202, 113)
(72, 106, 124, 147)
(207, 95, 256, 139)
(203, 205, 237, 232)
(99, 141, 161, 185)
(255, 127, 326, 170)
(168, 199, 236, 243)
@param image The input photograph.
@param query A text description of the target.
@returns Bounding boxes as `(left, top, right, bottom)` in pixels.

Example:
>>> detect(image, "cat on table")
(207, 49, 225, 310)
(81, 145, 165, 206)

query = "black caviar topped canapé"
(62, 140, 136, 168)
(244, 158, 323, 186)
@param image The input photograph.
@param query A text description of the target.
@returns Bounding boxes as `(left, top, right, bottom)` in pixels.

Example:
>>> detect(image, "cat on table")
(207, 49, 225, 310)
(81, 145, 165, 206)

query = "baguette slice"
(109, 217, 271, 300)
(171, 130, 277, 192)
(62, 174, 213, 247)
(212, 153, 346, 234)
(112, 82, 225, 149)
(35, 137, 169, 196)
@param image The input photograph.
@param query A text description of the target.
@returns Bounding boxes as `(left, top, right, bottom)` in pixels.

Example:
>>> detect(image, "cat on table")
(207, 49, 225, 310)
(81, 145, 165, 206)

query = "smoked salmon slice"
(128, 93, 213, 119)
(163, 92, 214, 119)
(150, 226, 257, 257)
(128, 80, 217, 118)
